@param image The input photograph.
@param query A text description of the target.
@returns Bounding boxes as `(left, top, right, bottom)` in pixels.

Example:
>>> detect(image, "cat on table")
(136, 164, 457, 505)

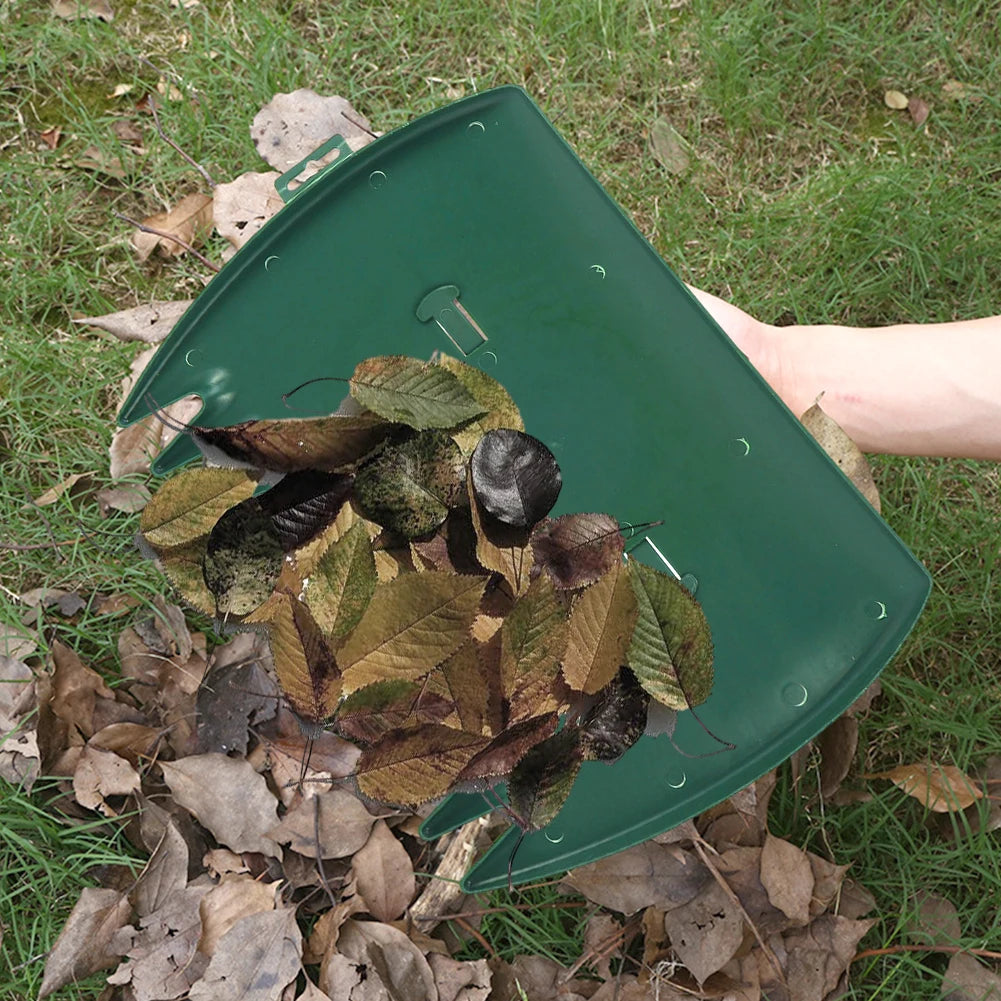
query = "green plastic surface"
(119, 86, 930, 891)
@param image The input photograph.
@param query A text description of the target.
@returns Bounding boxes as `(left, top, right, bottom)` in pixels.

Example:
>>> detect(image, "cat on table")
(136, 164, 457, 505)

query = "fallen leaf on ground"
(72, 745, 141, 816)
(160, 753, 281, 856)
(884, 89, 909, 110)
(74, 300, 193, 343)
(133, 815, 188, 918)
(251, 90, 374, 174)
(942, 951, 1001, 1000)
(650, 117, 690, 174)
(871, 761, 983, 811)
(350, 819, 416, 922)
(942, 79, 981, 101)
(908, 96, 930, 126)
(331, 919, 438, 1001)
(662, 878, 744, 984)
(132, 192, 213, 261)
(904, 888, 961, 946)
(31, 470, 94, 506)
(212, 171, 283, 259)
(40, 126, 62, 149)
(759, 833, 814, 926)
(197, 875, 280, 956)
(267, 787, 376, 859)
(74, 144, 127, 179)
(38, 888, 131, 999)
(52, 0, 113, 19)
(97, 483, 151, 515)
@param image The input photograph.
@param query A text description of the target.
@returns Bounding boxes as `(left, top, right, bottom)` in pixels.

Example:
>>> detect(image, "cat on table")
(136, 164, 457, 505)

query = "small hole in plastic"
(782, 682, 809, 708)
(369, 170, 387, 189)
(666, 768, 687, 789)
(865, 600, 888, 621)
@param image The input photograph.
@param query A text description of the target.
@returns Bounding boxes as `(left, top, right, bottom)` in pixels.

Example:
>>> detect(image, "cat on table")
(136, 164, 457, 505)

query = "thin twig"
(563, 914, 642, 980)
(114, 212, 220, 273)
(853, 944, 1001, 963)
(340, 110, 378, 139)
(0, 537, 85, 551)
(451, 916, 498, 961)
(692, 835, 786, 986)
(148, 94, 215, 187)
(313, 796, 339, 911)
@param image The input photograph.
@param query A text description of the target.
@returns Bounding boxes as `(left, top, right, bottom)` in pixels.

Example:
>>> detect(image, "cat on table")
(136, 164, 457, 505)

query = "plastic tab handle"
(274, 134, 355, 204)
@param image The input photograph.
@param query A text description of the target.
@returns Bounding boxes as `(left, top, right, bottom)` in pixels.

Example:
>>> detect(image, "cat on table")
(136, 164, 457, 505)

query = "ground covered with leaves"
(3, 3, 1001, 1000)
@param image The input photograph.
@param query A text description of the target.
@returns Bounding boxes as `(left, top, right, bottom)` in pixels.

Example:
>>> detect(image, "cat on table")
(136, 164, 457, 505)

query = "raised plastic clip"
(274, 134, 354, 204)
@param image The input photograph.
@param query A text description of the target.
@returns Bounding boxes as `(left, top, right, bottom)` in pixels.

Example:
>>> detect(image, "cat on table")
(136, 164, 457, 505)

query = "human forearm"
(690, 288, 1001, 459)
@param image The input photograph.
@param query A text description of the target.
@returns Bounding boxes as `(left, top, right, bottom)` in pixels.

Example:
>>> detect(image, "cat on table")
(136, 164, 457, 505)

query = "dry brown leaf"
(942, 79, 981, 102)
(581, 913, 623, 981)
(133, 815, 188, 919)
(800, 397, 881, 512)
(96, 483, 152, 515)
(350, 819, 416, 922)
(267, 787, 376, 859)
(564, 841, 710, 915)
(780, 914, 875, 1001)
(807, 852, 850, 918)
(47, 640, 118, 740)
(333, 919, 438, 1001)
(251, 90, 374, 174)
(942, 951, 1001, 1000)
(72, 745, 141, 816)
(872, 761, 983, 811)
(429, 954, 491, 1001)
(52, 0, 113, 20)
(759, 833, 814, 927)
(74, 143, 127, 179)
(108, 884, 211, 999)
(74, 300, 192, 344)
(0, 727, 39, 789)
(40, 125, 62, 150)
(160, 753, 281, 857)
(212, 171, 284, 259)
(816, 714, 858, 799)
(662, 879, 745, 984)
(884, 89, 909, 110)
(904, 889, 961, 946)
(32, 470, 94, 506)
(132, 192, 213, 262)
(38, 888, 131, 999)
(188, 907, 302, 1001)
(908, 95, 930, 126)
(197, 875, 279, 956)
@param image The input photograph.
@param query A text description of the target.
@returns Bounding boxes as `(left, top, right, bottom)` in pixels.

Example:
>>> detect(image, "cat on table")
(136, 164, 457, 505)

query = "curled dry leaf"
(197, 875, 280, 957)
(800, 397, 881, 512)
(72, 745, 141, 816)
(662, 878, 744, 984)
(73, 300, 193, 344)
(38, 887, 131, 999)
(333, 919, 438, 1001)
(872, 761, 983, 811)
(132, 192, 213, 261)
(267, 787, 376, 859)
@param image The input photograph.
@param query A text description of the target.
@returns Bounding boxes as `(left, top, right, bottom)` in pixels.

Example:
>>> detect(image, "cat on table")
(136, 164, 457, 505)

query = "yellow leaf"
(873, 762, 983, 812)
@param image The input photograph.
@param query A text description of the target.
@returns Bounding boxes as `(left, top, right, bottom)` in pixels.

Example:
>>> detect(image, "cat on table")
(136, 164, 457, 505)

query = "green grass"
(2, 1, 999, 998)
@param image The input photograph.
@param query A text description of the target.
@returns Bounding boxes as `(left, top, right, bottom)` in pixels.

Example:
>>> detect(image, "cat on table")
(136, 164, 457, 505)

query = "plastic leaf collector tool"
(120, 86, 930, 892)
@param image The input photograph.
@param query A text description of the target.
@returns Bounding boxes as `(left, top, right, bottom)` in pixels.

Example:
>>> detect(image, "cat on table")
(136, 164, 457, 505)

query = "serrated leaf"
(339, 572, 486, 691)
(532, 512, 624, 589)
(470, 429, 562, 527)
(410, 507, 485, 576)
(453, 712, 559, 790)
(436, 354, 524, 454)
(203, 498, 284, 617)
(501, 574, 568, 722)
(562, 560, 638, 694)
(304, 522, 376, 638)
(256, 590, 342, 724)
(468, 476, 533, 596)
(355, 724, 488, 806)
(349, 355, 486, 429)
(336, 680, 452, 745)
(507, 728, 583, 830)
(437, 641, 492, 736)
(140, 468, 257, 550)
(627, 560, 714, 709)
(258, 470, 355, 550)
(353, 431, 466, 539)
(156, 536, 217, 616)
(194, 412, 391, 472)
(292, 501, 373, 580)
(579, 667, 649, 762)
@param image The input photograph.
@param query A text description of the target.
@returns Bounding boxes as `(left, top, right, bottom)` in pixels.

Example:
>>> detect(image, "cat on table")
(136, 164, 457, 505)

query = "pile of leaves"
(136, 351, 714, 834)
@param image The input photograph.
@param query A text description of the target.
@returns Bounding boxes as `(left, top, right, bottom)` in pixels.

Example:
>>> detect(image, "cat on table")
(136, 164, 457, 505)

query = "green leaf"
(500, 574, 568, 722)
(140, 468, 257, 550)
(339, 571, 487, 691)
(255, 590, 342, 725)
(436, 354, 524, 455)
(626, 559, 714, 709)
(562, 560, 638, 694)
(194, 412, 391, 472)
(305, 522, 377, 638)
(353, 431, 466, 539)
(202, 497, 284, 617)
(355, 723, 488, 806)
(349, 355, 486, 430)
(507, 728, 583, 831)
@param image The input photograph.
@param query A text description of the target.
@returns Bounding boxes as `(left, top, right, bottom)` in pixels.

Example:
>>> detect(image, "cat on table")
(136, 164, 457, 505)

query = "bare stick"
(114, 212, 220, 273)
(340, 110, 378, 139)
(313, 796, 338, 911)
(148, 94, 215, 187)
